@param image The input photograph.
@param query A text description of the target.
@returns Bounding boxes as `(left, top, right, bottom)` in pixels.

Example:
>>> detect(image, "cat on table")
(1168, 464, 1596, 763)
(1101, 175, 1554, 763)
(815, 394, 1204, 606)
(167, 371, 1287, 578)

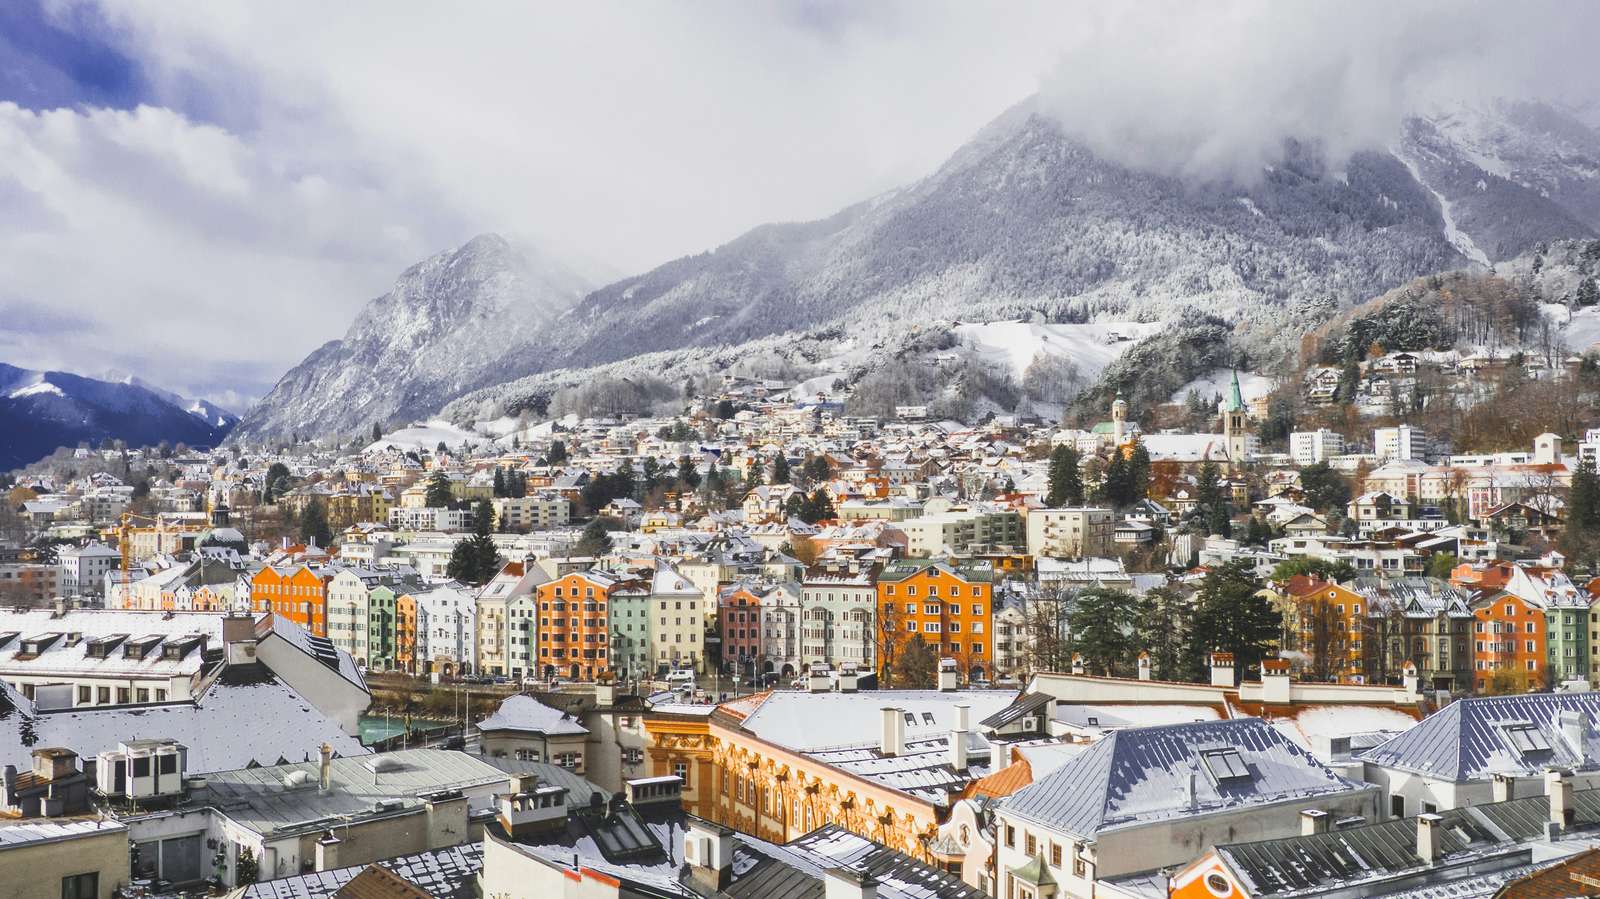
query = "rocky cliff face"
(230, 234, 589, 443)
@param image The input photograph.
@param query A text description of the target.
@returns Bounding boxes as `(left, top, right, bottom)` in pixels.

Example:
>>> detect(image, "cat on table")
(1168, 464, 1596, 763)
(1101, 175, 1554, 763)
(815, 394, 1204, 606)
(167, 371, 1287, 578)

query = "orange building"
(396, 593, 418, 674)
(249, 565, 332, 636)
(875, 561, 994, 682)
(1471, 590, 1546, 692)
(1281, 579, 1365, 682)
(535, 570, 616, 681)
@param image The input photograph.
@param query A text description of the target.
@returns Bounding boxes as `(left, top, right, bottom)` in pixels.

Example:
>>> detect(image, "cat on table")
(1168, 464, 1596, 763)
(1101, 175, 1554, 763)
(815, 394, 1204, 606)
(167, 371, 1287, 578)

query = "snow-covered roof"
(477, 694, 589, 736)
(733, 690, 1015, 753)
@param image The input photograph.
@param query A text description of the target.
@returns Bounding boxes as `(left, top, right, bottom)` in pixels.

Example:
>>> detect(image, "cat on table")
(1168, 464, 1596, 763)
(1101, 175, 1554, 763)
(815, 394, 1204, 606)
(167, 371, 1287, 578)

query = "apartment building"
(1024, 506, 1114, 559)
(876, 560, 995, 681)
(535, 570, 617, 681)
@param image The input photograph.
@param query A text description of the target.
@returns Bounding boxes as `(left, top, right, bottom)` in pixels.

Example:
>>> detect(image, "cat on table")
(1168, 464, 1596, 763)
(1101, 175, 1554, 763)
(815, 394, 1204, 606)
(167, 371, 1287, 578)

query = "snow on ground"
(1563, 306, 1600, 352)
(365, 419, 482, 453)
(1169, 368, 1276, 405)
(1394, 148, 1491, 268)
(9, 381, 65, 399)
(953, 320, 1166, 380)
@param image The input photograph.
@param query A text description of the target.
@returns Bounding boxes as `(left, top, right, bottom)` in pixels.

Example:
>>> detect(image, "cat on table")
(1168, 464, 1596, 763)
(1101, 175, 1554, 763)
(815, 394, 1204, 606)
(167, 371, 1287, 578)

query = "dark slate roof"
(1210, 790, 1600, 897)
(1001, 718, 1365, 839)
(979, 692, 1052, 730)
(1357, 692, 1600, 781)
(236, 843, 481, 899)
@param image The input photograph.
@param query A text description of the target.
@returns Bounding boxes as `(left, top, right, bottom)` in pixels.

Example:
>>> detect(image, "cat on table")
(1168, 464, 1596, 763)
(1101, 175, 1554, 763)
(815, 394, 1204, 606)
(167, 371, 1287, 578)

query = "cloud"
(1033, 0, 1600, 183)
(3, 1, 1595, 403)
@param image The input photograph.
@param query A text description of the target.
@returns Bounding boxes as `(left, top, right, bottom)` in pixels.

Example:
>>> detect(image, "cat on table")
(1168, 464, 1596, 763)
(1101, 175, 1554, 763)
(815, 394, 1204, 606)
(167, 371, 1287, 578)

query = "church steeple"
(1223, 369, 1246, 414)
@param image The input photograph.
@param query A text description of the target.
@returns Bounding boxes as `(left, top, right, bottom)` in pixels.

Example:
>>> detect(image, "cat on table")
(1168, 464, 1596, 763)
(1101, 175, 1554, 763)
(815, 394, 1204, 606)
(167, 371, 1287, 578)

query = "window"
(1025, 833, 1036, 856)
(674, 761, 690, 785)
(1005, 825, 1015, 848)
(62, 873, 98, 899)
(1391, 795, 1405, 818)
(1199, 747, 1250, 782)
(922, 712, 936, 725)
(1050, 842, 1062, 867)
(1502, 722, 1550, 753)
(77, 686, 90, 705)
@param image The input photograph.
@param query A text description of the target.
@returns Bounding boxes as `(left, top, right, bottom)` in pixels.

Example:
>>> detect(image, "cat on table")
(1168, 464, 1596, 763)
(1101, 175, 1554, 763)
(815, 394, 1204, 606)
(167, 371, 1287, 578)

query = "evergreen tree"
(575, 518, 613, 557)
(424, 471, 453, 507)
(371, 422, 383, 443)
(782, 493, 806, 520)
(1046, 445, 1084, 507)
(1069, 587, 1137, 676)
(715, 399, 736, 419)
(1133, 586, 1190, 681)
(892, 635, 938, 688)
(1299, 462, 1351, 513)
(1188, 561, 1279, 683)
(1101, 452, 1133, 508)
(445, 539, 479, 583)
(1127, 440, 1151, 503)
(642, 458, 662, 496)
(1195, 461, 1232, 537)
(771, 453, 791, 484)
(493, 468, 507, 498)
(548, 440, 568, 465)
(510, 470, 527, 499)
(805, 456, 831, 484)
(469, 498, 501, 581)
(1564, 458, 1600, 563)
(676, 456, 701, 489)
(800, 489, 836, 524)
(299, 499, 332, 548)
(1578, 279, 1599, 308)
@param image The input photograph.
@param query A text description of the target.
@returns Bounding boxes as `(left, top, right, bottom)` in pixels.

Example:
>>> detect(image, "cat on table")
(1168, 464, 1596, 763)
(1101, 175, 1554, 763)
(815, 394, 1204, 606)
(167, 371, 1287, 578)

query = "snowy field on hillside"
(953, 320, 1166, 379)
(1169, 368, 1276, 405)
(365, 419, 483, 453)
(1563, 306, 1600, 352)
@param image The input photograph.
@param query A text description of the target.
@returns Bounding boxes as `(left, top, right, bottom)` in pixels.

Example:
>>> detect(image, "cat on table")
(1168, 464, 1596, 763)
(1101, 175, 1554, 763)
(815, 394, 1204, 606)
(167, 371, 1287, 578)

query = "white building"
(1025, 507, 1114, 559)
(1290, 429, 1346, 466)
(798, 567, 877, 672)
(57, 542, 121, 601)
(1375, 425, 1428, 462)
(414, 583, 478, 676)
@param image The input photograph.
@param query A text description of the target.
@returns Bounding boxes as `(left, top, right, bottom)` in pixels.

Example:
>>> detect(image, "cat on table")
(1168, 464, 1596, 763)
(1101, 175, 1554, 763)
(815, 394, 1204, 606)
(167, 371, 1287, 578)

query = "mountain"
(543, 99, 1466, 372)
(230, 234, 589, 443)
(0, 364, 237, 470)
(1395, 99, 1600, 265)
(267, 97, 1600, 435)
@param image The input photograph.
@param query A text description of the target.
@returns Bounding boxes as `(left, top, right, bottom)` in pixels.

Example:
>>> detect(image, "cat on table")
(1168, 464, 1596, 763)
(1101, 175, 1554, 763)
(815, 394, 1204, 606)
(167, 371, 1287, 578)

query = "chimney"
(837, 663, 859, 693)
(1492, 773, 1515, 803)
(1547, 768, 1575, 828)
(318, 743, 333, 793)
(989, 738, 1011, 772)
(937, 658, 959, 692)
(1401, 659, 1420, 698)
(498, 785, 570, 839)
(1183, 768, 1198, 810)
(880, 708, 907, 757)
(808, 664, 832, 693)
(1556, 709, 1586, 761)
(1209, 652, 1235, 687)
(1071, 653, 1085, 676)
(1261, 659, 1292, 704)
(950, 704, 970, 771)
(1300, 809, 1328, 836)
(1416, 813, 1442, 865)
(684, 819, 735, 891)
(1, 765, 15, 809)
(823, 867, 879, 899)
(52, 597, 68, 618)
(594, 681, 616, 706)
(222, 614, 259, 666)
(1137, 652, 1151, 681)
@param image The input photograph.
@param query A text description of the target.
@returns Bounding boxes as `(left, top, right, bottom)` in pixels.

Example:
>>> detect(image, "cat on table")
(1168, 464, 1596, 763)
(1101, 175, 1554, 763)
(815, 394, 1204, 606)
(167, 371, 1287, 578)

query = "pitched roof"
(1001, 718, 1364, 839)
(1358, 692, 1600, 781)
(477, 695, 589, 736)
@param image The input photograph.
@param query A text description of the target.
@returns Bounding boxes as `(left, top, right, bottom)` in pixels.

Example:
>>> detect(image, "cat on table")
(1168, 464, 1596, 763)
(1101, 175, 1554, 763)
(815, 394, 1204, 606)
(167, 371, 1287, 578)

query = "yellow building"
(644, 684, 1017, 862)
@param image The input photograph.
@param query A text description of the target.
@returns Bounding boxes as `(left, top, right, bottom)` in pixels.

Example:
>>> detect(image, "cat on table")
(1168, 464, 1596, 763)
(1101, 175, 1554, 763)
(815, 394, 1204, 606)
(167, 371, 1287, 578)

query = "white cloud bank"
(3, 1, 1596, 403)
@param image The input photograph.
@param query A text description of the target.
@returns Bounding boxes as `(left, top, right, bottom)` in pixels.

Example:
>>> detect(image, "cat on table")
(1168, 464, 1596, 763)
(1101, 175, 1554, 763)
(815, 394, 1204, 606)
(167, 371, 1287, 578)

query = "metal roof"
(1358, 692, 1600, 782)
(1001, 718, 1366, 839)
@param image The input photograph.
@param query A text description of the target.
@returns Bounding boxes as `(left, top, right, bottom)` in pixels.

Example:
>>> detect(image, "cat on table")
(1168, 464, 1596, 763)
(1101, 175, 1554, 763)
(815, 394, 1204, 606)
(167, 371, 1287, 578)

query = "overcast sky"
(1, 1, 1595, 408)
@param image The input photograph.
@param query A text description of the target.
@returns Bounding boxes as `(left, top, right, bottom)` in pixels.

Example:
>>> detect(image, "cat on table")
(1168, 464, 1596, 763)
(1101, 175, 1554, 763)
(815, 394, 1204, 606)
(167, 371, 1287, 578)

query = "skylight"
(1501, 722, 1551, 754)
(1200, 748, 1252, 782)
